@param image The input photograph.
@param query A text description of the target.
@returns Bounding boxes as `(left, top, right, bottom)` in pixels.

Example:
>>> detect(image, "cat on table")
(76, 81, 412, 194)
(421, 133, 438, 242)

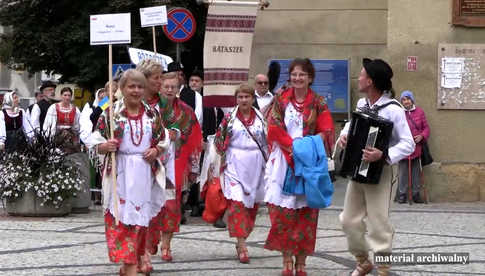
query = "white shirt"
(340, 95, 415, 165)
(30, 103, 41, 130)
(255, 90, 273, 111)
(194, 91, 203, 126)
(43, 103, 81, 138)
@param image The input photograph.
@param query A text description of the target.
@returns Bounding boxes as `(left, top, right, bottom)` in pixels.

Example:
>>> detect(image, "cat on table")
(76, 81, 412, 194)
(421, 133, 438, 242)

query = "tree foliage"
(0, 0, 207, 90)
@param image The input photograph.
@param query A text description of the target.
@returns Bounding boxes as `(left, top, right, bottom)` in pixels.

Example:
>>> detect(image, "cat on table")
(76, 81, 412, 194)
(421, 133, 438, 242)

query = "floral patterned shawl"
(214, 106, 267, 171)
(267, 87, 335, 167)
(156, 95, 203, 201)
(96, 99, 166, 174)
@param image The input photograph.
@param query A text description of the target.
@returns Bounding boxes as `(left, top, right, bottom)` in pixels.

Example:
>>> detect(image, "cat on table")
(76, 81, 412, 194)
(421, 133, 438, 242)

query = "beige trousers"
(339, 165, 395, 257)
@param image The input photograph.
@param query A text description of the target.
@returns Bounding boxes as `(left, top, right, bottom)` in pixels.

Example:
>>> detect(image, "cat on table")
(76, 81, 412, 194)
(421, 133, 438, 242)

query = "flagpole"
(152, 26, 157, 54)
(108, 44, 119, 226)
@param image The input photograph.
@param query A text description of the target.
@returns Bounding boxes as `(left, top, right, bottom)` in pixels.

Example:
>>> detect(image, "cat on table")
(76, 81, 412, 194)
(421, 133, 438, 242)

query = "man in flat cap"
(337, 58, 415, 276)
(30, 80, 58, 131)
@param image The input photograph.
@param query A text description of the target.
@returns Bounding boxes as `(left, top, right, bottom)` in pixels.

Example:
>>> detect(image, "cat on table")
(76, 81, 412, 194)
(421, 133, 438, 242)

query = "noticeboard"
(270, 59, 350, 113)
(437, 43, 485, 109)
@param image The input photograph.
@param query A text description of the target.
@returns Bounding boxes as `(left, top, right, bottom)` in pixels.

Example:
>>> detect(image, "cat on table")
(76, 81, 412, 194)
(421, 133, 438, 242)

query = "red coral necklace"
(127, 106, 144, 146)
(237, 109, 255, 126)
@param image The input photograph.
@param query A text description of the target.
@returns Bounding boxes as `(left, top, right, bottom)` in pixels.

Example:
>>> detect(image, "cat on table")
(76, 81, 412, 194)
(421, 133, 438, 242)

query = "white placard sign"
(128, 47, 173, 70)
(140, 6, 167, 27)
(90, 13, 131, 45)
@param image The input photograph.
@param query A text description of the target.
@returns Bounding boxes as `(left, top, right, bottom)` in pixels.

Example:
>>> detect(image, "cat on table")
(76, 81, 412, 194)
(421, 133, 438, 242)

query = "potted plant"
(0, 130, 84, 216)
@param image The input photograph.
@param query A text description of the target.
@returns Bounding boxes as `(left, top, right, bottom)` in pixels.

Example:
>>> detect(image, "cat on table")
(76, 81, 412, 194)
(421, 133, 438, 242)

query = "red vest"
(55, 104, 76, 127)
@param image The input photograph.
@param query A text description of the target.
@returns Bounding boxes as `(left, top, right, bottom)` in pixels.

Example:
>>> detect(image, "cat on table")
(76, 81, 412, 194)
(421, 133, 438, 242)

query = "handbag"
(201, 177, 227, 224)
(421, 141, 433, 166)
(406, 112, 433, 166)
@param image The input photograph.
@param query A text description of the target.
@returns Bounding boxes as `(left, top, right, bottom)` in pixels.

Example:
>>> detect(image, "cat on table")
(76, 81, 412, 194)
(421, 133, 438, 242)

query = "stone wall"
(251, 0, 485, 202)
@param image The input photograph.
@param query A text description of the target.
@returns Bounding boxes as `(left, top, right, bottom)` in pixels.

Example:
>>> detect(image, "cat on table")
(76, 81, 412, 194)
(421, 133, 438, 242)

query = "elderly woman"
(137, 58, 163, 108)
(94, 69, 169, 276)
(43, 87, 81, 153)
(0, 91, 33, 152)
(213, 83, 267, 263)
(398, 90, 430, 204)
(145, 72, 202, 263)
(264, 58, 335, 276)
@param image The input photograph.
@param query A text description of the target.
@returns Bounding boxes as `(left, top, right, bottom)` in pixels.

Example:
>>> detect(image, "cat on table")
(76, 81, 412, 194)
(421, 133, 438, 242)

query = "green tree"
(0, 0, 207, 90)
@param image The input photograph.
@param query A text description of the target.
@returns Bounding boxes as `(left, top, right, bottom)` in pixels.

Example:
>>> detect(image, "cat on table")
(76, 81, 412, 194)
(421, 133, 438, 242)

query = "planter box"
(6, 190, 71, 217)
(65, 153, 92, 213)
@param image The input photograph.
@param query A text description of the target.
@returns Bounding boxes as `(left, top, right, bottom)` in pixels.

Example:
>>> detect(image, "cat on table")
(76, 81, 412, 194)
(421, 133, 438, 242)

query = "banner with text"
(128, 47, 173, 71)
(203, 1, 259, 107)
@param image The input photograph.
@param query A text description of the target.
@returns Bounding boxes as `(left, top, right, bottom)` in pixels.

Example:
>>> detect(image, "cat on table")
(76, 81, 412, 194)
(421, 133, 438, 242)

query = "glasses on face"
(290, 73, 308, 78)
(257, 81, 268, 85)
(163, 85, 177, 91)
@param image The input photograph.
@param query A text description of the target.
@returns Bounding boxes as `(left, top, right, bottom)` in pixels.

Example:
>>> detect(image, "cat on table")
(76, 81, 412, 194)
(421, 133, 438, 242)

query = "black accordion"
(340, 110, 394, 184)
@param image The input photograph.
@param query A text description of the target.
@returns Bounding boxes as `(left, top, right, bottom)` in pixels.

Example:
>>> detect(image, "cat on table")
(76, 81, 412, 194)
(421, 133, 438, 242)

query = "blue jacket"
(283, 135, 333, 208)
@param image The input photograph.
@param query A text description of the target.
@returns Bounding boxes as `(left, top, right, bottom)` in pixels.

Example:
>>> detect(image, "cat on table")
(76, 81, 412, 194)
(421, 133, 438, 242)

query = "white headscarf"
(92, 88, 104, 107)
(2, 92, 19, 113)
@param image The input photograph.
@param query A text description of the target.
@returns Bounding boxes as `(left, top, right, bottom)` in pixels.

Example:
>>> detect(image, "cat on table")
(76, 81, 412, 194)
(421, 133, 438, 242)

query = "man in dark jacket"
(30, 80, 57, 131)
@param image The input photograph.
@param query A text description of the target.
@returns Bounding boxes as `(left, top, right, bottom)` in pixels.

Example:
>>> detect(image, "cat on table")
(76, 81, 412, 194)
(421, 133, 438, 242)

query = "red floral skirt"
(159, 199, 181, 233)
(145, 199, 181, 254)
(104, 212, 147, 265)
(146, 209, 164, 255)
(264, 204, 319, 256)
(227, 200, 258, 238)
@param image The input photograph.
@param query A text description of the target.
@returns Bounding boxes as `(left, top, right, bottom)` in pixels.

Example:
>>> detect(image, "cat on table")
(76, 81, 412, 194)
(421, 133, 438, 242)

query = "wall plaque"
(453, 0, 485, 27)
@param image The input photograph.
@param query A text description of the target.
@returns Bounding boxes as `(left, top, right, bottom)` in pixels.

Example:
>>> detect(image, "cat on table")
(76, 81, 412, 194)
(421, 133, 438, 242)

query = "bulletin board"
(270, 59, 350, 114)
(438, 43, 485, 109)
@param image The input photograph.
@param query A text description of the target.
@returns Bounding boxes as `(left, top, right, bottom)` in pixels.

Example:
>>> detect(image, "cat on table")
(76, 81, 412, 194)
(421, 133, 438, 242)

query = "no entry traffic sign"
(162, 8, 196, 43)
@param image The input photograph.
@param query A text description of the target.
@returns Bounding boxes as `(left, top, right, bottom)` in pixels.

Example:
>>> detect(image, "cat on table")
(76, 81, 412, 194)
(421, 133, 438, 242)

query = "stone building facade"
(250, 0, 485, 202)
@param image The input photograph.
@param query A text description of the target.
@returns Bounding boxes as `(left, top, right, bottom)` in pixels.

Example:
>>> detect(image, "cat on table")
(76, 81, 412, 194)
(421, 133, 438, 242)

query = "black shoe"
(213, 217, 226, 228)
(413, 195, 424, 204)
(190, 205, 202, 217)
(180, 212, 187, 225)
(398, 196, 407, 204)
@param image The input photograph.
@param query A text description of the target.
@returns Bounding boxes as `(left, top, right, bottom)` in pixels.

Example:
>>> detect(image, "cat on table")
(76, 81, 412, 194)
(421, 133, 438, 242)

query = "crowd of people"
(0, 56, 432, 276)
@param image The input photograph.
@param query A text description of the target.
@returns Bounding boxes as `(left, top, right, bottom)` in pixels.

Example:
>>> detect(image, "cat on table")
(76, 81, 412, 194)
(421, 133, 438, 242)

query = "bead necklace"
(127, 106, 144, 146)
(291, 97, 306, 113)
(237, 109, 256, 126)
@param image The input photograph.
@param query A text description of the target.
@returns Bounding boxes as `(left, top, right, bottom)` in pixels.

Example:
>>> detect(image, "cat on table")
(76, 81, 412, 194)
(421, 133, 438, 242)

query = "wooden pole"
(108, 44, 119, 225)
(152, 26, 157, 54)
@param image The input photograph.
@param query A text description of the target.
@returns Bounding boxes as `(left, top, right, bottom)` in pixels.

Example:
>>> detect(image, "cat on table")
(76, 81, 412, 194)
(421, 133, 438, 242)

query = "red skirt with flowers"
(146, 209, 164, 255)
(145, 200, 181, 254)
(264, 204, 319, 256)
(104, 212, 147, 265)
(159, 199, 181, 233)
(227, 200, 258, 238)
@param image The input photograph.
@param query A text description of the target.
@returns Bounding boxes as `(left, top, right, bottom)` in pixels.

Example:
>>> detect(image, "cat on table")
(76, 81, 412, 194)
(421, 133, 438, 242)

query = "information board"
(140, 6, 167, 27)
(270, 59, 350, 113)
(90, 13, 131, 45)
(438, 43, 485, 109)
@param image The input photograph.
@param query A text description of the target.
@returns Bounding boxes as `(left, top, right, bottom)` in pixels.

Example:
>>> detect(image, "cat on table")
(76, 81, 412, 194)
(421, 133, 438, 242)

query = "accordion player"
(339, 109, 394, 184)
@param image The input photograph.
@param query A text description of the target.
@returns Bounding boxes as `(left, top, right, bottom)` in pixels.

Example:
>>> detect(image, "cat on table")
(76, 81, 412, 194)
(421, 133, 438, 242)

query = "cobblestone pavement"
(0, 177, 484, 276)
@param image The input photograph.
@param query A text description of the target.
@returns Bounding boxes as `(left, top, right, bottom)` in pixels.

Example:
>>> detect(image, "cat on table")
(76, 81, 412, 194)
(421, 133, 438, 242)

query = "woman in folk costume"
(94, 69, 170, 276)
(146, 72, 203, 262)
(264, 58, 335, 276)
(136, 58, 163, 109)
(0, 91, 33, 152)
(43, 87, 81, 154)
(213, 84, 268, 264)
